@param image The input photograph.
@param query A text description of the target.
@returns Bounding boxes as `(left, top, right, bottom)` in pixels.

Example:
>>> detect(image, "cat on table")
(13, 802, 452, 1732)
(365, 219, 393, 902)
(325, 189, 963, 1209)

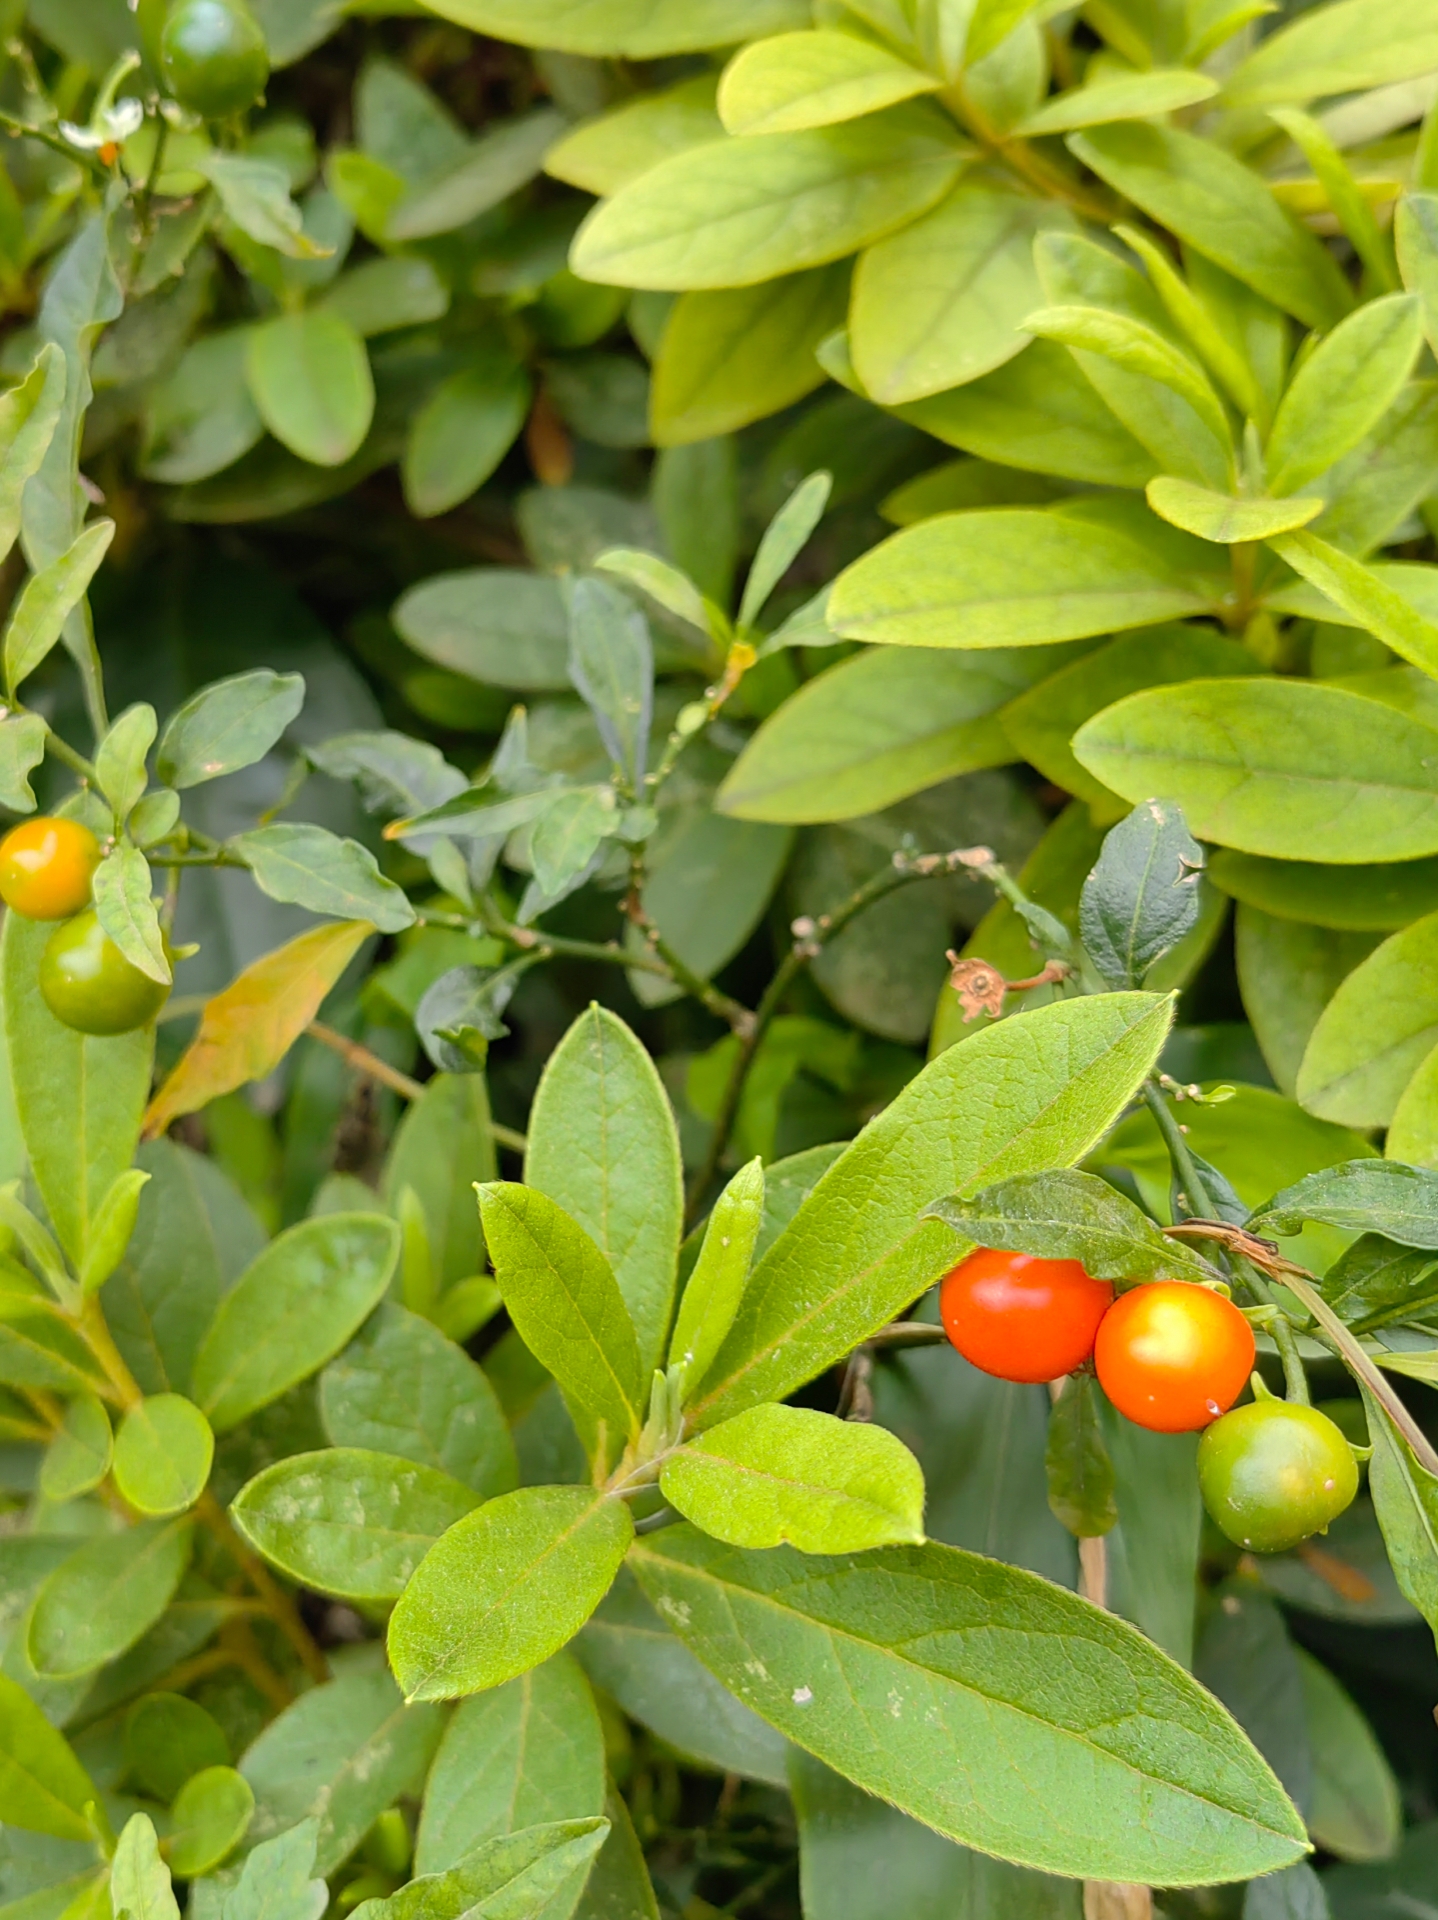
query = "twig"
(198, 1490, 329, 1685)
(0, 108, 103, 173)
(623, 876, 753, 1034)
(305, 1021, 527, 1154)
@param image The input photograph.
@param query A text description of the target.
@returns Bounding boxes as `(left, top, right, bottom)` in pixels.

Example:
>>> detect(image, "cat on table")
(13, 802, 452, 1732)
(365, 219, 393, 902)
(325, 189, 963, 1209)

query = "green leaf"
(29, 1519, 191, 1679)
(573, 1788, 659, 1920)
(321, 256, 450, 337)
(1073, 679, 1438, 862)
(1397, 193, 1438, 359)
(631, 1528, 1307, 1882)
(626, 807, 791, 1011)
(570, 109, 967, 290)
(403, 362, 531, 520)
(525, 1005, 683, 1378)
(594, 548, 711, 634)
(476, 1184, 645, 1451)
(650, 267, 849, 446)
(851, 183, 1071, 405)
(79, 1167, 153, 1296)
(669, 1158, 764, 1389)
(199, 153, 332, 260)
(93, 846, 170, 988)
(927, 1169, 1220, 1284)
(2, 912, 153, 1269)
(241, 1668, 444, 1875)
(0, 346, 66, 568)
(168, 1767, 254, 1879)
(247, 312, 374, 468)
(39, 1393, 111, 1503)
(1145, 478, 1322, 543)
(899, 339, 1158, 487)
(1250, 1159, 1438, 1246)
(387, 110, 564, 242)
(1016, 68, 1218, 134)
(577, 1566, 790, 1785)
(546, 76, 722, 197)
(110, 1814, 179, 1920)
(1320, 1233, 1438, 1329)
(125, 1692, 229, 1802)
(0, 713, 48, 812)
(232, 1447, 480, 1600)
(1069, 122, 1350, 330)
(218, 1820, 327, 1920)
(688, 991, 1172, 1429)
(1359, 1385, 1438, 1644)
(829, 499, 1223, 649)
(0, 1670, 96, 1840)
(320, 1305, 514, 1497)
(661, 1405, 926, 1552)
(718, 643, 1070, 823)
(417, 0, 806, 55)
(232, 824, 415, 934)
(394, 570, 570, 691)
(790, 1750, 1078, 1920)
(1295, 912, 1438, 1127)
(1080, 798, 1205, 989)
(142, 328, 266, 486)
(1224, 0, 1438, 107)
(717, 30, 937, 136)
(387, 1485, 635, 1703)
(96, 703, 158, 823)
(157, 670, 306, 790)
(1267, 529, 1438, 678)
(351, 1823, 609, 1920)
(191, 1212, 401, 1432)
(1297, 1650, 1401, 1864)
(384, 1075, 498, 1290)
(1046, 1372, 1117, 1539)
(417, 1652, 603, 1875)
(112, 1394, 213, 1516)
(3, 518, 114, 695)
(739, 471, 833, 630)
(566, 578, 652, 782)
(1266, 294, 1422, 496)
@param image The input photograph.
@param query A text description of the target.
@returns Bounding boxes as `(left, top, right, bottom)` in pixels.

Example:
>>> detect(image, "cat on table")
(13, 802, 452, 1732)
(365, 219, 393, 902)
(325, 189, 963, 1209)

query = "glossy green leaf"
(168, 1767, 254, 1879)
(110, 1814, 178, 1920)
(3, 518, 113, 696)
(851, 183, 1071, 405)
(232, 1447, 480, 1599)
(157, 670, 306, 790)
(546, 77, 722, 197)
(0, 1669, 96, 1839)
(403, 362, 530, 520)
(387, 1485, 634, 1702)
(718, 30, 937, 136)
(1074, 679, 1438, 862)
(29, 1519, 191, 1679)
(1080, 798, 1205, 990)
(829, 500, 1223, 649)
(650, 266, 849, 446)
(415, 1653, 604, 1880)
(1296, 1650, 1401, 1864)
(477, 1184, 644, 1451)
(662, 1404, 925, 1552)
(669, 1158, 763, 1390)
(1266, 294, 1422, 496)
(93, 845, 169, 988)
(1296, 913, 1438, 1126)
(1146, 478, 1322, 543)
(79, 1167, 153, 1297)
(1214, 850, 1438, 932)
(1267, 529, 1438, 678)
(927, 1169, 1219, 1285)
(241, 1668, 444, 1874)
(525, 1004, 682, 1379)
(1045, 1373, 1116, 1540)
(38, 1393, 111, 1503)
(688, 991, 1172, 1429)
(1224, 0, 1438, 107)
(247, 312, 374, 467)
(1251, 1159, 1438, 1246)
(350, 1822, 608, 1920)
(419, 0, 806, 54)
(1016, 68, 1218, 134)
(233, 824, 415, 934)
(718, 643, 1071, 824)
(632, 1528, 1307, 1883)
(1070, 122, 1350, 329)
(191, 1213, 401, 1432)
(1359, 1385, 1438, 1644)
(570, 110, 967, 290)
(0, 712, 48, 812)
(394, 570, 570, 690)
(740, 471, 832, 630)
(1320, 1233, 1438, 1329)
(112, 1394, 213, 1516)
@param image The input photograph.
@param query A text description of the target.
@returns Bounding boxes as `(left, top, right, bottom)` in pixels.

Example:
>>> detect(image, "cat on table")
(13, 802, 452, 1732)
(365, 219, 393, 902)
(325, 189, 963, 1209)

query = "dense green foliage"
(3, 0, 1438, 1915)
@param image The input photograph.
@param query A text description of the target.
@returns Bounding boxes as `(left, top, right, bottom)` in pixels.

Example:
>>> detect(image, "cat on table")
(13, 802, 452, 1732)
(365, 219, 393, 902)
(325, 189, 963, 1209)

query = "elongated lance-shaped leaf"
(670, 1157, 764, 1391)
(1046, 1372, 1118, 1539)
(1080, 798, 1205, 990)
(0, 344, 65, 567)
(566, 575, 653, 783)
(925, 1170, 1221, 1286)
(739, 471, 832, 629)
(631, 1528, 1308, 1884)
(3, 517, 113, 695)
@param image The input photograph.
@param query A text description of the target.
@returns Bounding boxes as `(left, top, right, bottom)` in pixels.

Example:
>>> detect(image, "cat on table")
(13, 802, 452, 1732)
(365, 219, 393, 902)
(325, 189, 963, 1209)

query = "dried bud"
(946, 953, 1007, 1022)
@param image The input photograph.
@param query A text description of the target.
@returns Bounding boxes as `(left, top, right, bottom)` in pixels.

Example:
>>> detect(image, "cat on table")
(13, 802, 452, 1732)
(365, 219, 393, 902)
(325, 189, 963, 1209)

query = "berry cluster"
(941, 1249, 1359, 1556)
(0, 819, 171, 1035)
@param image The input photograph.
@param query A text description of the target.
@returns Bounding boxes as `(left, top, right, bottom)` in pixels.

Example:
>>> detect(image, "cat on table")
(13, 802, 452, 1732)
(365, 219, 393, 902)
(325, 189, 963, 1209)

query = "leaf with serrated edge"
(688, 992, 1173, 1430)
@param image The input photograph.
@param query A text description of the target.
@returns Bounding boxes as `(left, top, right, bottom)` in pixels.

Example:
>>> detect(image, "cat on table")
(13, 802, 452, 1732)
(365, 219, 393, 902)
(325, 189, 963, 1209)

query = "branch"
(305, 1021, 528, 1154)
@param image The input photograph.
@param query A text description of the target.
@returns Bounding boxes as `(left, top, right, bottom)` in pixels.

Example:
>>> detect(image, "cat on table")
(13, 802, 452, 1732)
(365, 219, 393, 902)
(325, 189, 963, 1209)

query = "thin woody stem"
(305, 1021, 528, 1153)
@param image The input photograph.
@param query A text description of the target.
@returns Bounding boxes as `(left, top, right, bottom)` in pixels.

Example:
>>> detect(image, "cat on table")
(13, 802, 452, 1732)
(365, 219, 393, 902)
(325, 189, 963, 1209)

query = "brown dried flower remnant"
(945, 953, 1073, 1022)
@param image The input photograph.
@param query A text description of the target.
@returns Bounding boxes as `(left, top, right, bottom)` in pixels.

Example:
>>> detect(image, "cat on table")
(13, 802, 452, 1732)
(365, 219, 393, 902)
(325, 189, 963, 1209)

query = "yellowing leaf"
(144, 921, 372, 1138)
